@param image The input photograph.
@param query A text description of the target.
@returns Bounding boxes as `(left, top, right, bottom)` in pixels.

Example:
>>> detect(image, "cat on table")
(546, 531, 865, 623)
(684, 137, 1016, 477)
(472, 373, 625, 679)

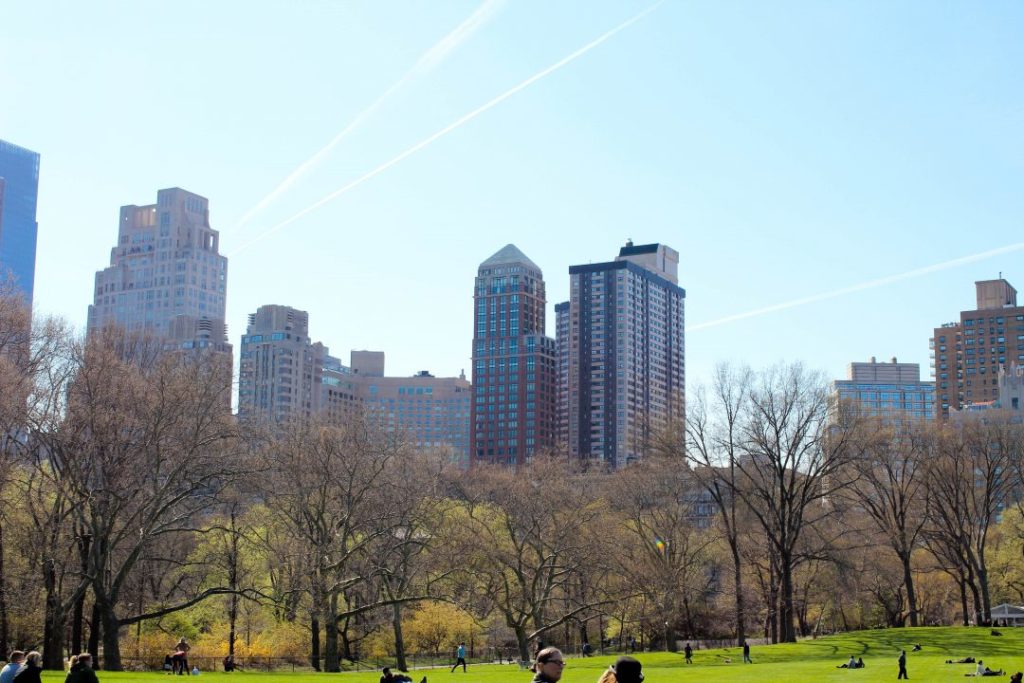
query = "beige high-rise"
(87, 188, 230, 355)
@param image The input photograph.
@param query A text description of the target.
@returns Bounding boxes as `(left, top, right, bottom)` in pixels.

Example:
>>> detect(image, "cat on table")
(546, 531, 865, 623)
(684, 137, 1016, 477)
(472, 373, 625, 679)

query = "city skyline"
(3, 2, 1023, 394)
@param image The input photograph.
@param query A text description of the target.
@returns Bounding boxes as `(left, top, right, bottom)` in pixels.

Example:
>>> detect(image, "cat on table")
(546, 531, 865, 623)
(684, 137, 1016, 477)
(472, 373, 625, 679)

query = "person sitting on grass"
(856, 658, 865, 669)
(971, 661, 1004, 677)
(837, 655, 857, 669)
(1009, 672, 1021, 683)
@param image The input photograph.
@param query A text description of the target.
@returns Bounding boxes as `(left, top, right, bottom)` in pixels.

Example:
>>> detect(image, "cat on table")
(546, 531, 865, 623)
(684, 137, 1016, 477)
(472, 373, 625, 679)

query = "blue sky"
(3, 1, 1023, 391)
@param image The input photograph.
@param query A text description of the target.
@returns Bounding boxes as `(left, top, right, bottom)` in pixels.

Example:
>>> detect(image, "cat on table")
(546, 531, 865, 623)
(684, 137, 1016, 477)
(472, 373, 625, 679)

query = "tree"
(842, 415, 931, 626)
(730, 363, 855, 642)
(43, 329, 245, 669)
(261, 416, 434, 672)
(449, 457, 607, 662)
(683, 363, 753, 646)
(925, 416, 1019, 625)
(610, 456, 716, 648)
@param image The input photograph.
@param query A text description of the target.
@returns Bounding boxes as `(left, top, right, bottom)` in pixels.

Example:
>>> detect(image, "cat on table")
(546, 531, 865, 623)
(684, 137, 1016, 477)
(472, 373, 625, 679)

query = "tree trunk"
(779, 555, 797, 643)
(959, 578, 970, 627)
(310, 616, 321, 671)
(977, 566, 992, 624)
(72, 534, 91, 656)
(87, 601, 101, 668)
(43, 559, 65, 669)
(392, 602, 407, 671)
(514, 624, 530, 663)
(969, 577, 983, 625)
(228, 510, 239, 657)
(323, 593, 340, 673)
(340, 618, 353, 662)
(100, 603, 122, 671)
(0, 521, 8, 656)
(902, 553, 918, 627)
(731, 541, 746, 646)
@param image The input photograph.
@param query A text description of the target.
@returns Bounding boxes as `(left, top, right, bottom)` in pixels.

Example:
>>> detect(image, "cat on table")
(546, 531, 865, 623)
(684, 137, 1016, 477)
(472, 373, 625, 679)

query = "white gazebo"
(990, 603, 1024, 626)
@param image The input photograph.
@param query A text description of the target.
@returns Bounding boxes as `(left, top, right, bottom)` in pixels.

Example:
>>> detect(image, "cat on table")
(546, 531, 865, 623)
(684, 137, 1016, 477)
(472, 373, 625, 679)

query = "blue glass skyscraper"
(0, 139, 40, 308)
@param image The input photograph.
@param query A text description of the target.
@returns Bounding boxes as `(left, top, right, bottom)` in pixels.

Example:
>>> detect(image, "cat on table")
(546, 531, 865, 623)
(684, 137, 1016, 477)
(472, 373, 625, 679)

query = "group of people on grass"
(0, 651, 43, 683)
(0, 650, 94, 683)
(163, 637, 198, 675)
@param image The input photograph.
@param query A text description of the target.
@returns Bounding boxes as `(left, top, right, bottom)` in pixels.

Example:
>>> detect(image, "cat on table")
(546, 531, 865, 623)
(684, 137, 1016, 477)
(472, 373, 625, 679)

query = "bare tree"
(683, 363, 752, 646)
(449, 457, 607, 662)
(610, 456, 717, 648)
(261, 416, 435, 672)
(42, 329, 244, 669)
(730, 363, 855, 643)
(841, 415, 931, 626)
(925, 417, 1019, 625)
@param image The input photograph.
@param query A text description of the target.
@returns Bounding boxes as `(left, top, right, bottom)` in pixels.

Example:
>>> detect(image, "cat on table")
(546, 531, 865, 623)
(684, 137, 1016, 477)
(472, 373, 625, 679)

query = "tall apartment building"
(555, 301, 570, 453)
(0, 139, 40, 308)
(470, 245, 557, 465)
(564, 242, 686, 468)
(832, 357, 935, 420)
(87, 188, 230, 355)
(930, 279, 1024, 417)
(238, 305, 329, 422)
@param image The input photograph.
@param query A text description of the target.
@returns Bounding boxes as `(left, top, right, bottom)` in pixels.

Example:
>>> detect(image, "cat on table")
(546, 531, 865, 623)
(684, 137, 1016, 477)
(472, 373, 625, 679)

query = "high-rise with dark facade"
(0, 139, 40, 308)
(565, 242, 685, 468)
(471, 245, 556, 465)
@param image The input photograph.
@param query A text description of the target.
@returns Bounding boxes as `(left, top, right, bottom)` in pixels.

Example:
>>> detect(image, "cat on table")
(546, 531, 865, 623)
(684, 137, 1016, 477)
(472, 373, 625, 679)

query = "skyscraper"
(87, 188, 230, 355)
(930, 278, 1024, 417)
(555, 300, 570, 452)
(238, 305, 329, 423)
(0, 139, 40, 308)
(471, 245, 556, 465)
(566, 242, 685, 468)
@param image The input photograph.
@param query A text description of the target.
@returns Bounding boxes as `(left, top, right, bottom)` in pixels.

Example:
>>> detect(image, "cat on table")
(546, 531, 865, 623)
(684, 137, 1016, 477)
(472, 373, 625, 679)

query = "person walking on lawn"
(898, 650, 908, 679)
(450, 643, 467, 673)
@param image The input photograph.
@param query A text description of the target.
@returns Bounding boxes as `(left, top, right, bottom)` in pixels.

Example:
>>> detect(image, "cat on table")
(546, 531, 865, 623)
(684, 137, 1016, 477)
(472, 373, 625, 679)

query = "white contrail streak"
(229, 0, 506, 232)
(689, 241, 1024, 332)
(229, 1, 664, 256)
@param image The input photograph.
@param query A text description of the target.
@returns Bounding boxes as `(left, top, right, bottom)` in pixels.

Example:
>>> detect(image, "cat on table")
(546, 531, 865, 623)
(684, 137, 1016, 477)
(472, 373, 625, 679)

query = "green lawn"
(44, 628, 1024, 683)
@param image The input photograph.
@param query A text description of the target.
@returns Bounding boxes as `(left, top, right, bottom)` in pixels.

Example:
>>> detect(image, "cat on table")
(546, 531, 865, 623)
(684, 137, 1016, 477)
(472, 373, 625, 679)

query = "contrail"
(229, 0, 507, 233)
(229, 1, 664, 256)
(689, 241, 1024, 332)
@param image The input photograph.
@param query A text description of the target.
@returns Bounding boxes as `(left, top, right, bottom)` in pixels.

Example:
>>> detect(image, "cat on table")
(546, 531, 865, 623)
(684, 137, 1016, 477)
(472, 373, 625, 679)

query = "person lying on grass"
(969, 661, 1004, 677)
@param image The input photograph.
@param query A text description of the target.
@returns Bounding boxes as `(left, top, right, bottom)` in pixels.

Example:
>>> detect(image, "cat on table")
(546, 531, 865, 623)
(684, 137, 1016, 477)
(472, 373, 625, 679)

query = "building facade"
(555, 301, 570, 453)
(470, 245, 557, 465)
(832, 357, 935, 420)
(566, 242, 686, 468)
(87, 188, 230, 355)
(931, 279, 1024, 417)
(239, 306, 471, 461)
(238, 305, 328, 423)
(359, 370, 472, 467)
(0, 139, 40, 308)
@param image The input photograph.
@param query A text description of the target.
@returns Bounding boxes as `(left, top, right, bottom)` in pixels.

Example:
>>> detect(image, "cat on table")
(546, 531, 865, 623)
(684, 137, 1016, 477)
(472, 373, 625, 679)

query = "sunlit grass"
(44, 627, 1024, 683)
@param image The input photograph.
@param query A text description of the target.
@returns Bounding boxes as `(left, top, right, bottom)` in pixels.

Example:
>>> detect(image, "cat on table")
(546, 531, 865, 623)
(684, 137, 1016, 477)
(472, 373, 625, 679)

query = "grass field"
(42, 627, 1024, 683)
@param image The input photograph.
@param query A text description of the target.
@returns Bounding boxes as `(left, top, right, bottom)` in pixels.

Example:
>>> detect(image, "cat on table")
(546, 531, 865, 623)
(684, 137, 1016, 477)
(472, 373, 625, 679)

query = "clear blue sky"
(3, 1, 1023, 391)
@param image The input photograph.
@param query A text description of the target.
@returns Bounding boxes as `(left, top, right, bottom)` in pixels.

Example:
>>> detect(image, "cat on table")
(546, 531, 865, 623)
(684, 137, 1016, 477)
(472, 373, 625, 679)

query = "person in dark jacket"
(531, 647, 565, 683)
(13, 652, 41, 683)
(65, 653, 99, 683)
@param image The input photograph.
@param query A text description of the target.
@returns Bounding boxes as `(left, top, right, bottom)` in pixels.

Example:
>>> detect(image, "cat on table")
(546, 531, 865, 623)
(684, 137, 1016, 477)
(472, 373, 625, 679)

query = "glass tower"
(0, 139, 40, 308)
